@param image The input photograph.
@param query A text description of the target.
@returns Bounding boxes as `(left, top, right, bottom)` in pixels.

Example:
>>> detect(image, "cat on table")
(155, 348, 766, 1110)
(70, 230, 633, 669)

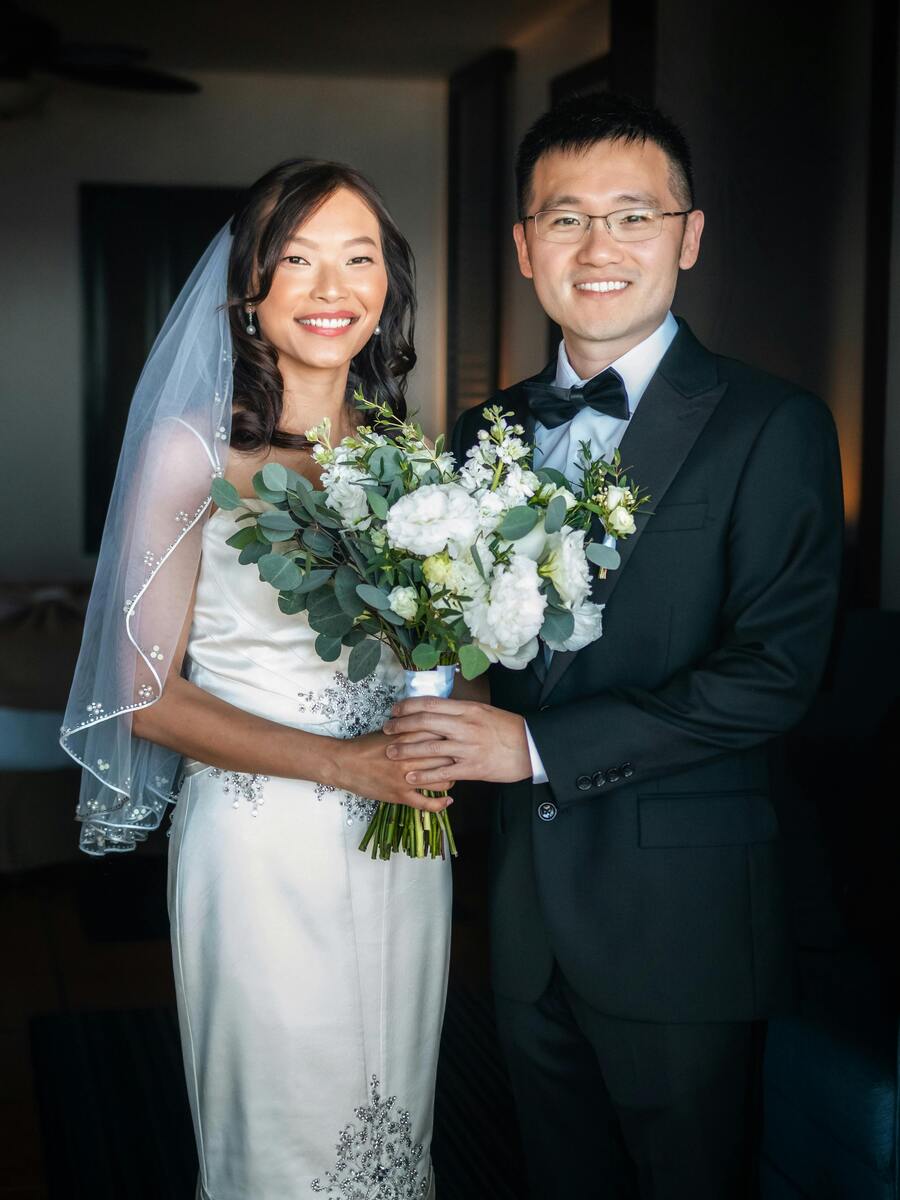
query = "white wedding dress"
(166, 507, 452, 1199)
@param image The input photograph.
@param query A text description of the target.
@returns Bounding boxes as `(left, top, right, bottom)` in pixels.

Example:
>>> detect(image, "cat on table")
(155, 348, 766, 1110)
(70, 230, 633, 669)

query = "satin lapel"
(538, 324, 726, 703)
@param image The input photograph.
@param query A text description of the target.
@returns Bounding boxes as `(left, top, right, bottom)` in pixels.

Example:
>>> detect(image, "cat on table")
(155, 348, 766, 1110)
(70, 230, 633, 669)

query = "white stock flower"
(326, 466, 371, 529)
(539, 526, 591, 609)
(385, 483, 479, 557)
(495, 464, 540, 508)
(607, 506, 636, 535)
(464, 555, 545, 670)
(387, 586, 419, 621)
(474, 489, 506, 534)
(542, 600, 605, 653)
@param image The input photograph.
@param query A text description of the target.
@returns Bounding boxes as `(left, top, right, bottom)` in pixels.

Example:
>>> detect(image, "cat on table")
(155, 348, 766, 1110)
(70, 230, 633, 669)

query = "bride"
(61, 159, 454, 1199)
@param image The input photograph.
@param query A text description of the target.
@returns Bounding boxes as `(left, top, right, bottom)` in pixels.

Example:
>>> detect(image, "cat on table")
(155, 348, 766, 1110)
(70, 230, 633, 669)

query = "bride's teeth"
(300, 317, 353, 328)
(577, 281, 629, 293)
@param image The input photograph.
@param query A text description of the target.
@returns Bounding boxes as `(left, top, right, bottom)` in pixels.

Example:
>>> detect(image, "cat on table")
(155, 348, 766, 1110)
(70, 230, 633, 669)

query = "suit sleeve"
(526, 392, 844, 804)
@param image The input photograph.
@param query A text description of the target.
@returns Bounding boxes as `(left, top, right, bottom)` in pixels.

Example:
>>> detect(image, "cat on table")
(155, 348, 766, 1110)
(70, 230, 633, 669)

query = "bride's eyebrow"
(286, 236, 378, 249)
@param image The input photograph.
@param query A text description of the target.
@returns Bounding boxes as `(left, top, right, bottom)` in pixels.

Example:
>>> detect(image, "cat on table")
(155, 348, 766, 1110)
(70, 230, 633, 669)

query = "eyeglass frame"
(521, 206, 695, 243)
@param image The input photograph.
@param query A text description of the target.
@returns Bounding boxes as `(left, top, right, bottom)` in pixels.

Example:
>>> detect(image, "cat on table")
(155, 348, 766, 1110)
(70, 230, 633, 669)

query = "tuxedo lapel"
(538, 322, 726, 703)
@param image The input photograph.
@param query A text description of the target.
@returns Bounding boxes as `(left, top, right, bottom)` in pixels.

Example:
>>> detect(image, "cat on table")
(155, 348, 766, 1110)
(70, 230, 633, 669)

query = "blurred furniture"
(0, 584, 89, 870)
(761, 610, 900, 1199)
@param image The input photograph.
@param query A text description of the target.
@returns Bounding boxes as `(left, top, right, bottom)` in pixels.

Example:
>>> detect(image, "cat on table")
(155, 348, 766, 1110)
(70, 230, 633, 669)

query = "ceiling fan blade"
(49, 62, 200, 94)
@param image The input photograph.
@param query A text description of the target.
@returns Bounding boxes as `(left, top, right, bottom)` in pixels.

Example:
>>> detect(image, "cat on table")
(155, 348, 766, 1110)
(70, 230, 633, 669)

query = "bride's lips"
(295, 310, 361, 337)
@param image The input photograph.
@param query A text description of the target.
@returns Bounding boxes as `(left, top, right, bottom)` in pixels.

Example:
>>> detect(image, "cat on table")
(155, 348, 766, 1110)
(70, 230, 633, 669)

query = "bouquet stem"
(358, 665, 458, 862)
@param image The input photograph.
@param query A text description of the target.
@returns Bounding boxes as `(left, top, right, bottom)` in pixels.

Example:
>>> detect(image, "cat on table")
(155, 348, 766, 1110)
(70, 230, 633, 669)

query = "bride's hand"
(324, 731, 455, 812)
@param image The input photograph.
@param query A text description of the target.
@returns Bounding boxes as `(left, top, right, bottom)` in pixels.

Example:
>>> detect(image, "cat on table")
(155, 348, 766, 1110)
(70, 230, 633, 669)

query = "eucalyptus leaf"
(379, 608, 406, 626)
(459, 643, 490, 680)
(211, 477, 241, 511)
(307, 607, 354, 638)
(259, 511, 298, 536)
(585, 542, 621, 570)
(315, 633, 343, 662)
(302, 527, 335, 556)
(238, 541, 268, 565)
(411, 643, 440, 670)
(295, 568, 335, 595)
(258, 553, 302, 590)
(540, 606, 575, 644)
(369, 445, 402, 481)
(252, 471, 288, 504)
(334, 566, 366, 617)
(544, 495, 567, 535)
(347, 637, 382, 682)
(498, 505, 539, 540)
(278, 591, 307, 615)
(356, 583, 393, 611)
(341, 627, 367, 647)
(470, 542, 488, 582)
(226, 525, 257, 549)
(364, 488, 389, 519)
(261, 462, 288, 493)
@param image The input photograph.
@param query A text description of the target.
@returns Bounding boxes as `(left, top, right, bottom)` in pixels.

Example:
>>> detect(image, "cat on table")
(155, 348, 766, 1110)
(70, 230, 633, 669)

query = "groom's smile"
(513, 138, 704, 379)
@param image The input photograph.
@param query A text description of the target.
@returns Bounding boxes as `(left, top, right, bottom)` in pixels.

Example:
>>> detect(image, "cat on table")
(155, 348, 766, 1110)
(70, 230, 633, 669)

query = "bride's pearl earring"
(374, 324, 382, 336)
(246, 307, 257, 336)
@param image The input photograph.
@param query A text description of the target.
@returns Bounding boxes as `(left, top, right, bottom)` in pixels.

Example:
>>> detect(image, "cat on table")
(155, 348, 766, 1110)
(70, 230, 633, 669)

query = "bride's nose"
(311, 262, 348, 303)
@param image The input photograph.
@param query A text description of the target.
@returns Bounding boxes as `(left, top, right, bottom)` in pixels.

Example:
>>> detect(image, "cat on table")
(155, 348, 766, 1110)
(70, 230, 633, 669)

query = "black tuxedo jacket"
(451, 320, 844, 1023)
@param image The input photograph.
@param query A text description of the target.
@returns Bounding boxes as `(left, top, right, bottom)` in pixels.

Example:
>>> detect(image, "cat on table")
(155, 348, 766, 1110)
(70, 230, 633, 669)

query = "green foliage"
(544, 495, 567, 534)
(498, 506, 539, 540)
(211, 477, 241, 510)
(540, 605, 575, 644)
(258, 553, 302, 590)
(585, 542, 621, 570)
(459, 643, 490, 680)
(411, 643, 440, 669)
(348, 638, 381, 681)
(314, 633, 343, 662)
(356, 583, 392, 611)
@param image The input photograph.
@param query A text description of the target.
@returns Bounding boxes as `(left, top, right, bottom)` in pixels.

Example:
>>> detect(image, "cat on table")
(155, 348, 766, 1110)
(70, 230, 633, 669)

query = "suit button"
(537, 801, 558, 822)
(592, 771, 606, 787)
(576, 775, 592, 791)
(622, 763, 634, 778)
(607, 769, 621, 783)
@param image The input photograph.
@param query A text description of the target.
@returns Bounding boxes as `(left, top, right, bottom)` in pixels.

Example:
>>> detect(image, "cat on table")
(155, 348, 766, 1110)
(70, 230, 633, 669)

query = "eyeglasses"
(523, 207, 693, 244)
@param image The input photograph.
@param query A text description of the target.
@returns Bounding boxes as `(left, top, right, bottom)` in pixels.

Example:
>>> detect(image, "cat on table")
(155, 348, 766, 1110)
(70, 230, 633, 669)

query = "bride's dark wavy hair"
(227, 159, 417, 451)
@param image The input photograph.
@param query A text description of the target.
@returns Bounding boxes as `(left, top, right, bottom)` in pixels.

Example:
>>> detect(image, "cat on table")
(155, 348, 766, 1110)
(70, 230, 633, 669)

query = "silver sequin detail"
(298, 670, 401, 824)
(310, 1075, 427, 1198)
(209, 768, 269, 816)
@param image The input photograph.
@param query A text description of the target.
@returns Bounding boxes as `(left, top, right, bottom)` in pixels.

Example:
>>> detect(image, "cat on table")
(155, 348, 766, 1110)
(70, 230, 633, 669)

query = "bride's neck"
(278, 361, 355, 439)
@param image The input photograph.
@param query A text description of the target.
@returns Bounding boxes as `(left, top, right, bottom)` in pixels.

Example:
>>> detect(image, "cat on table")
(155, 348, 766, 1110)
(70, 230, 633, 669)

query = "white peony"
(386, 483, 479, 558)
(542, 600, 605, 653)
(539, 526, 592, 609)
(444, 551, 489, 602)
(607, 505, 636, 535)
(325, 466, 371, 529)
(387, 586, 419, 621)
(464, 555, 546, 669)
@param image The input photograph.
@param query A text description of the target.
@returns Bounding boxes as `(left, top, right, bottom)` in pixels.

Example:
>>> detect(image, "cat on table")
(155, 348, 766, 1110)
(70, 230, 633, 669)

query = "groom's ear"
(513, 222, 534, 280)
(679, 209, 705, 271)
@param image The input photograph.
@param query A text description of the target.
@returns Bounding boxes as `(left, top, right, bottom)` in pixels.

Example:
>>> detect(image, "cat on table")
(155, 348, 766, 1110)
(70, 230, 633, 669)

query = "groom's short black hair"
(515, 92, 695, 218)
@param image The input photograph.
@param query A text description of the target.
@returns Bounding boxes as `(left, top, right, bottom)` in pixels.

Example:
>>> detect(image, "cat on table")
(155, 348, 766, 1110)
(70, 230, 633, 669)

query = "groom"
(384, 93, 844, 1197)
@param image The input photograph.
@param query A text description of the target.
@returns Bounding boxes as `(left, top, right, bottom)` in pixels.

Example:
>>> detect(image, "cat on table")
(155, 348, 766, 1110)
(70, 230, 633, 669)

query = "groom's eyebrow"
(539, 191, 663, 209)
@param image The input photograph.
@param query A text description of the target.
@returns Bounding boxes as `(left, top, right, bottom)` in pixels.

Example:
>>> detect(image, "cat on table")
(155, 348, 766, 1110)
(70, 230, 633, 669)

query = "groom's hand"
(383, 699, 532, 785)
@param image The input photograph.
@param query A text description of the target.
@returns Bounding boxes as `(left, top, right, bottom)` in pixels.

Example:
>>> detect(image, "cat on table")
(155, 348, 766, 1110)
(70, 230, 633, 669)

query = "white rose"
(326, 466, 371, 529)
(607, 505, 636, 535)
(604, 485, 626, 510)
(539, 526, 591, 609)
(387, 586, 418, 621)
(464, 555, 546, 669)
(542, 600, 605, 653)
(385, 483, 479, 557)
(538, 483, 577, 509)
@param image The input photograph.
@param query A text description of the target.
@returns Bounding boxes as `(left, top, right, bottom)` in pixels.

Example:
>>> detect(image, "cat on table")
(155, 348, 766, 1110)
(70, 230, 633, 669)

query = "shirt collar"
(555, 311, 679, 412)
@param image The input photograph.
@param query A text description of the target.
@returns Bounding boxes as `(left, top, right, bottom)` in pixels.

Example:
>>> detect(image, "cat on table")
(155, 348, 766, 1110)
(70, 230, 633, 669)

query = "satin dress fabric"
(167, 508, 451, 1199)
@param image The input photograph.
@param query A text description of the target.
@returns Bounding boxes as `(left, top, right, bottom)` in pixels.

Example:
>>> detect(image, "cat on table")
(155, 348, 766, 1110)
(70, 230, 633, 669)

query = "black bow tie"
(523, 367, 630, 429)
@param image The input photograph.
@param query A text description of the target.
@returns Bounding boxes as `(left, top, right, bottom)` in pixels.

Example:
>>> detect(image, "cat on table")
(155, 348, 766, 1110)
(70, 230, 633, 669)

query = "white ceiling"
(30, 0, 571, 78)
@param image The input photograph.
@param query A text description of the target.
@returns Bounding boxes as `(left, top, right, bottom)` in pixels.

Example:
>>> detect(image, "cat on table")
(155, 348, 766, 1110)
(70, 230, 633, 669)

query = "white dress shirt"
(524, 311, 679, 785)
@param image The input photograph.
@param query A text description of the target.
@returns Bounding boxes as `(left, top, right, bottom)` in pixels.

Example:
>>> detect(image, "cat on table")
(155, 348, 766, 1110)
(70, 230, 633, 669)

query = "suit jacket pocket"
(638, 790, 779, 847)
(643, 501, 707, 533)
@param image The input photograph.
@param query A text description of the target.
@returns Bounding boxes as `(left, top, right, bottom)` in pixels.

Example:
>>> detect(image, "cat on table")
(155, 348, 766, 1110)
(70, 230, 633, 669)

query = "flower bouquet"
(212, 394, 648, 861)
